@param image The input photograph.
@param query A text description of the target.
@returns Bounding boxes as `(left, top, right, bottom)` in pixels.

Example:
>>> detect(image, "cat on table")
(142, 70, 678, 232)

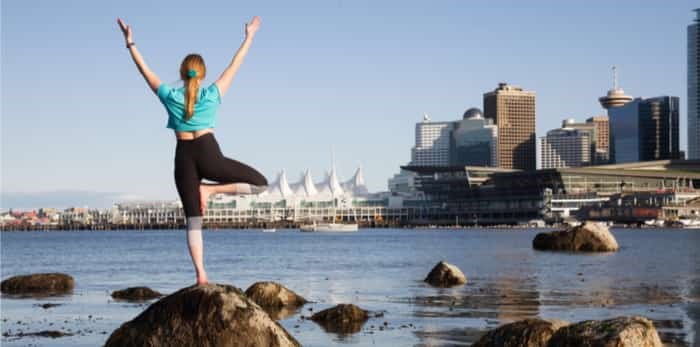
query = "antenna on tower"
(612, 65, 618, 90)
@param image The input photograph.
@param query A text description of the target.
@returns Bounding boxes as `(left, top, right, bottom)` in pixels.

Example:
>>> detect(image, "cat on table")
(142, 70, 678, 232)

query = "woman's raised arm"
(117, 18, 161, 94)
(215, 16, 261, 97)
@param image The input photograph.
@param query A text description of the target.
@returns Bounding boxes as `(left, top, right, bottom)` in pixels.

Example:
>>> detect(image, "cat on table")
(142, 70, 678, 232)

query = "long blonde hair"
(179, 54, 206, 120)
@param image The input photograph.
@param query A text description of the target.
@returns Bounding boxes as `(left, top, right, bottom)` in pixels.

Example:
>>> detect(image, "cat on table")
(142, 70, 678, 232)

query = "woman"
(117, 16, 268, 285)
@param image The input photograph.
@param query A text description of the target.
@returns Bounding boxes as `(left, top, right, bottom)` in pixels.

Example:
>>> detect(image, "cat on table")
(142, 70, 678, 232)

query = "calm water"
(1, 228, 698, 346)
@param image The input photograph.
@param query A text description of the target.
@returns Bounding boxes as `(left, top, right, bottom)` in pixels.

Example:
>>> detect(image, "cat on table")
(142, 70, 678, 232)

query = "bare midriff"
(175, 128, 214, 141)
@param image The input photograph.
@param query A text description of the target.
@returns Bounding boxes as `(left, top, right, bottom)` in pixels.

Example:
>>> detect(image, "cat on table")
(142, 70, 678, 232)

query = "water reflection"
(406, 247, 694, 347)
(403, 276, 540, 321)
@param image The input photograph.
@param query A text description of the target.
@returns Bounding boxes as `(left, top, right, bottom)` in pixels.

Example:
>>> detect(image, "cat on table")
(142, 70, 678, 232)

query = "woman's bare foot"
(199, 185, 214, 214)
(196, 271, 209, 285)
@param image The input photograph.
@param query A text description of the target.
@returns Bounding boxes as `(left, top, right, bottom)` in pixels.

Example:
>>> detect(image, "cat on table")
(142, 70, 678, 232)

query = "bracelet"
(126, 42, 135, 49)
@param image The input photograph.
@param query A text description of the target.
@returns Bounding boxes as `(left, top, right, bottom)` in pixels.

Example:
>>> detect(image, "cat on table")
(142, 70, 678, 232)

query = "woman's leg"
(186, 217, 208, 285)
(196, 135, 269, 186)
(196, 136, 269, 213)
(198, 181, 268, 214)
(175, 146, 208, 285)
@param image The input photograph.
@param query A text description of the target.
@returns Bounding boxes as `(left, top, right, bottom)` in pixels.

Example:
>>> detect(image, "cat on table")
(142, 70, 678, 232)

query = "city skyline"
(1, 1, 695, 209)
(689, 8, 700, 158)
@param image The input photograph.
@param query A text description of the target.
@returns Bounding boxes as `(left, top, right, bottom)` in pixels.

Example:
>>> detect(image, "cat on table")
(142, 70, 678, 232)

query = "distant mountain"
(0, 190, 149, 210)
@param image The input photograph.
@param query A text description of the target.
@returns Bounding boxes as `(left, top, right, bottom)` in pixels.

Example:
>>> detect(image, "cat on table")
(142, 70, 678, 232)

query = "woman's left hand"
(245, 16, 260, 37)
(117, 18, 133, 43)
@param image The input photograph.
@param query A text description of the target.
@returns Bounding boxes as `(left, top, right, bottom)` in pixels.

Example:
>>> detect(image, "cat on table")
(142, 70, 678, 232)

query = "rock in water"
(104, 283, 300, 347)
(1, 273, 74, 296)
(424, 261, 467, 287)
(111, 286, 163, 302)
(245, 282, 307, 320)
(532, 221, 619, 252)
(472, 318, 569, 347)
(548, 316, 662, 347)
(310, 304, 369, 334)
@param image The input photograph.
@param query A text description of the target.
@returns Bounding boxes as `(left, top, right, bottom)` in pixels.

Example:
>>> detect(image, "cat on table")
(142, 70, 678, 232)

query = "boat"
(261, 228, 276, 233)
(643, 219, 665, 227)
(299, 221, 358, 232)
(679, 218, 700, 229)
(527, 219, 546, 228)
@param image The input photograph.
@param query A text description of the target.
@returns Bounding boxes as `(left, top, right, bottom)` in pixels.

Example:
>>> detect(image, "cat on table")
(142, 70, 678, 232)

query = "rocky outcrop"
(111, 286, 163, 302)
(533, 222, 619, 252)
(548, 316, 662, 347)
(245, 282, 307, 319)
(473, 316, 661, 347)
(472, 318, 569, 347)
(424, 261, 467, 287)
(1, 273, 74, 296)
(310, 304, 369, 334)
(104, 283, 300, 347)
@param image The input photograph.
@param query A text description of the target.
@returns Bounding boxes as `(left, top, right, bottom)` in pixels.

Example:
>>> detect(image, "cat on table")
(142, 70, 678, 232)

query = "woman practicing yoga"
(117, 16, 268, 285)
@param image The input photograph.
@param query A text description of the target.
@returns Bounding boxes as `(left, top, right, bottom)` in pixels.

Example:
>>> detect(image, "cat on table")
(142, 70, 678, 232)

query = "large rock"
(533, 222, 619, 252)
(1, 273, 74, 296)
(111, 286, 163, 302)
(104, 283, 300, 347)
(310, 304, 369, 334)
(548, 316, 662, 347)
(424, 261, 467, 287)
(244, 282, 306, 309)
(472, 318, 569, 347)
(245, 282, 307, 320)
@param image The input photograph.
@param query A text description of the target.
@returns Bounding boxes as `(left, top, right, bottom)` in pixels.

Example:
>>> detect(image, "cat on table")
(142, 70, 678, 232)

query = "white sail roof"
(290, 169, 318, 197)
(342, 167, 369, 196)
(265, 170, 293, 198)
(315, 166, 345, 197)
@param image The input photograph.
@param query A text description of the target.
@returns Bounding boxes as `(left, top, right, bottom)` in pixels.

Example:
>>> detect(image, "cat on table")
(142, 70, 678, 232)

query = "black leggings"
(174, 133, 268, 217)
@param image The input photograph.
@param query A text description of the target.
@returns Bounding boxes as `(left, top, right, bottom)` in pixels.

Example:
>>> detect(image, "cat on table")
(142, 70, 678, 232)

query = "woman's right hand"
(245, 16, 260, 37)
(117, 18, 133, 43)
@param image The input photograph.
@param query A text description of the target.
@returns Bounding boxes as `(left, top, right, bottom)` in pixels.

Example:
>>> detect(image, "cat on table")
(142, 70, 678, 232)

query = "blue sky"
(1, 0, 696, 209)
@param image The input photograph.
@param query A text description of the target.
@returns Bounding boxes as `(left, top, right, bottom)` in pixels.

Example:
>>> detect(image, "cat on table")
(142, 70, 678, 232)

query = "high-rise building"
(609, 96, 680, 163)
(689, 9, 700, 159)
(540, 128, 591, 169)
(410, 113, 455, 166)
(562, 116, 610, 164)
(587, 116, 610, 162)
(451, 108, 498, 167)
(483, 83, 536, 170)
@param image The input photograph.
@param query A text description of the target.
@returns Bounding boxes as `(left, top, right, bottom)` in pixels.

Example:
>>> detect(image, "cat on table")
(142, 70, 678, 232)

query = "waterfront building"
(6, 160, 700, 229)
(59, 207, 93, 225)
(410, 113, 455, 167)
(111, 201, 185, 226)
(202, 165, 405, 225)
(404, 160, 700, 224)
(609, 96, 680, 163)
(540, 127, 591, 169)
(483, 83, 536, 170)
(689, 9, 700, 159)
(387, 169, 418, 195)
(451, 108, 498, 167)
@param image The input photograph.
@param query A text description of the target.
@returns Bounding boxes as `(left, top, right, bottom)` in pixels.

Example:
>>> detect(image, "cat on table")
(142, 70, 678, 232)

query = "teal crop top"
(157, 83, 222, 131)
